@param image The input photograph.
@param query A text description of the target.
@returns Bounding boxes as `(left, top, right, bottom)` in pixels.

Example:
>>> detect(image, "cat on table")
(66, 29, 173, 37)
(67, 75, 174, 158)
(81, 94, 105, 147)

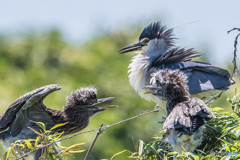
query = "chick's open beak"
(94, 97, 116, 105)
(93, 97, 118, 111)
(97, 105, 118, 111)
(143, 85, 161, 94)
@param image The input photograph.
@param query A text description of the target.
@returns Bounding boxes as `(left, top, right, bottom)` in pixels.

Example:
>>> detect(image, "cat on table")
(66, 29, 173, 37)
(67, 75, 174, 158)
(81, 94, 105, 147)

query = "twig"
(84, 124, 103, 160)
(205, 91, 224, 104)
(227, 28, 240, 34)
(103, 108, 159, 130)
(228, 28, 240, 79)
(206, 28, 240, 104)
(16, 107, 159, 160)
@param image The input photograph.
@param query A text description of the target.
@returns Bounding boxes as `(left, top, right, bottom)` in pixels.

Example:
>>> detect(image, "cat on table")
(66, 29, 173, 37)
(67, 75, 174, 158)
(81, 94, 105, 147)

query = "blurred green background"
(0, 26, 239, 159)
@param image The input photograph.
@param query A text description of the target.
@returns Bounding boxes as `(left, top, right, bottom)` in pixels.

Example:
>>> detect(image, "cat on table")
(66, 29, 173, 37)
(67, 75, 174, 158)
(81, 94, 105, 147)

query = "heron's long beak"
(118, 42, 144, 54)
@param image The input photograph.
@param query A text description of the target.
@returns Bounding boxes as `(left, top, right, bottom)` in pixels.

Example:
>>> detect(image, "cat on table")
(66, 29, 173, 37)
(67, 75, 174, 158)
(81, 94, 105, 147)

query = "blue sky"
(0, 0, 240, 65)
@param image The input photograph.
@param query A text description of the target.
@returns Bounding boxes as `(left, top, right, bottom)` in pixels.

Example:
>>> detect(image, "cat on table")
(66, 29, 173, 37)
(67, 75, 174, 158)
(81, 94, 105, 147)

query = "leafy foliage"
(2, 122, 85, 160)
(112, 90, 240, 160)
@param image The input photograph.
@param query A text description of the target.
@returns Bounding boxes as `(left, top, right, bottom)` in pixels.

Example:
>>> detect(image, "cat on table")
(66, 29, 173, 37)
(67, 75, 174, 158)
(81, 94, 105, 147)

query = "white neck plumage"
(128, 39, 168, 103)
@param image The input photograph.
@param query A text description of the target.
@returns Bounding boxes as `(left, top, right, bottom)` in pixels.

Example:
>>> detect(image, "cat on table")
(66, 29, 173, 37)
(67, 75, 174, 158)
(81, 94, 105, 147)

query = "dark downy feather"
(66, 87, 97, 107)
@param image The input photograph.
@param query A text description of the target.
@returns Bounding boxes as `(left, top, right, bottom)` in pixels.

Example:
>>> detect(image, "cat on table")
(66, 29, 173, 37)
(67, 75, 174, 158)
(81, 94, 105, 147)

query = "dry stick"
(206, 28, 240, 104)
(228, 28, 240, 79)
(84, 124, 103, 160)
(16, 107, 159, 160)
(227, 28, 240, 34)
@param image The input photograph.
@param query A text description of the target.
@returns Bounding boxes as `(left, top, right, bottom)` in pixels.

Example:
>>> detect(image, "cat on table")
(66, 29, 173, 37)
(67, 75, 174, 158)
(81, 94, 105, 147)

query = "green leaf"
(53, 131, 64, 141)
(225, 146, 230, 152)
(168, 151, 178, 156)
(33, 121, 45, 128)
(31, 121, 46, 132)
(26, 140, 34, 150)
(4, 148, 11, 160)
(50, 122, 68, 131)
(67, 149, 86, 153)
(63, 143, 85, 152)
(110, 150, 128, 160)
(211, 107, 224, 112)
(35, 136, 40, 148)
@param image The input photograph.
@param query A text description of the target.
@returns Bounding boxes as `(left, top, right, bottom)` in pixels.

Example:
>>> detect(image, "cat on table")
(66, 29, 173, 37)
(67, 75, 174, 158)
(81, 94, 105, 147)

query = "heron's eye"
(141, 38, 150, 45)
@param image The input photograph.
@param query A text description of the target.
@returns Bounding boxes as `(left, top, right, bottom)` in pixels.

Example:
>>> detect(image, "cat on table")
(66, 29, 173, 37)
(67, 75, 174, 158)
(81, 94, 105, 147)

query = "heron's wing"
(0, 84, 61, 136)
(153, 60, 231, 95)
(163, 103, 191, 130)
(183, 66, 231, 94)
(189, 98, 216, 120)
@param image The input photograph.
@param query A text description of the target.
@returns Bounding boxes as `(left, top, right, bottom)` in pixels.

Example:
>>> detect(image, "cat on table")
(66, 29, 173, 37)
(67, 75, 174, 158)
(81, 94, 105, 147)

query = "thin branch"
(206, 28, 240, 104)
(205, 91, 224, 104)
(16, 107, 159, 160)
(228, 28, 240, 79)
(103, 108, 159, 130)
(84, 124, 103, 160)
(227, 28, 240, 34)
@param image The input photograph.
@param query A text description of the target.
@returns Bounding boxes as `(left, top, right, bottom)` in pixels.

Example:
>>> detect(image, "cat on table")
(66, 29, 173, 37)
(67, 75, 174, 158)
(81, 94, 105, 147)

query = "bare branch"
(227, 28, 240, 34)
(16, 107, 159, 160)
(206, 28, 240, 104)
(84, 124, 103, 160)
(205, 91, 224, 104)
(228, 28, 240, 79)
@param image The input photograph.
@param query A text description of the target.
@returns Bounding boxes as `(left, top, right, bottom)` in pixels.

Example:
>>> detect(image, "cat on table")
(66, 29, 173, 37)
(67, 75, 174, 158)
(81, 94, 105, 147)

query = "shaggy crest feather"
(66, 87, 98, 107)
(139, 22, 175, 48)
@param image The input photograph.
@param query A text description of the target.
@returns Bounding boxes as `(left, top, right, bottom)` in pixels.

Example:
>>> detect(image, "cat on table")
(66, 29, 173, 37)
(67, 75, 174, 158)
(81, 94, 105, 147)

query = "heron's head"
(64, 87, 117, 117)
(119, 22, 175, 56)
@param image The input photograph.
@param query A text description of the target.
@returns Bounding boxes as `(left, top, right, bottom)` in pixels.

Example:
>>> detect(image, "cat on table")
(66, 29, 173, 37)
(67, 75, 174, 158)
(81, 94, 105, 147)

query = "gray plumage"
(0, 84, 116, 159)
(119, 22, 233, 106)
(145, 70, 215, 152)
